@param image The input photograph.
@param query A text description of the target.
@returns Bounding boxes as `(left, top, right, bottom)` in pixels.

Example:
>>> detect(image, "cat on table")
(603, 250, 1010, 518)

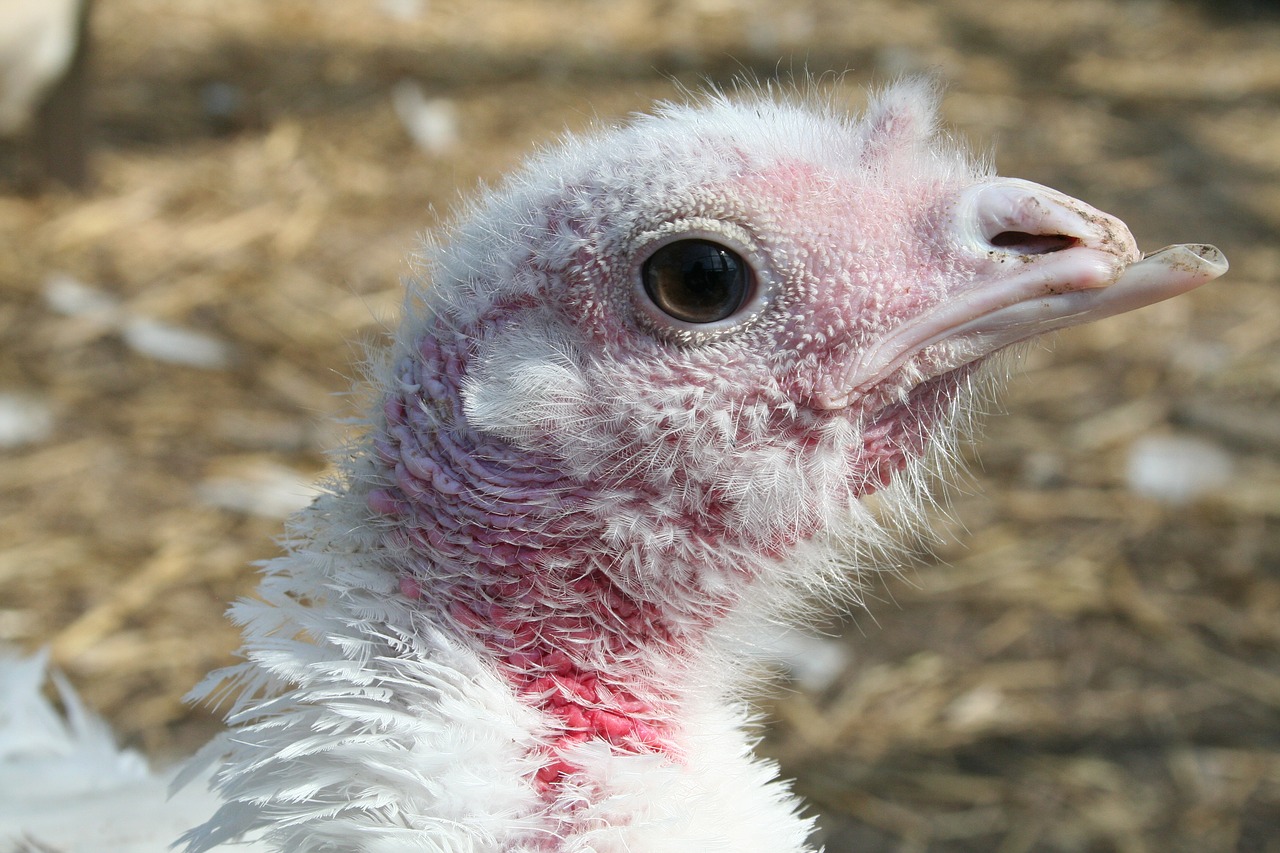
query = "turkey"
(174, 79, 1225, 852)
(8, 79, 1228, 852)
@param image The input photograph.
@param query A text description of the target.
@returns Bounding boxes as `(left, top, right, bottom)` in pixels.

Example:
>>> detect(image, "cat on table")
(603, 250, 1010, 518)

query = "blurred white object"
(946, 685, 1005, 730)
(44, 274, 232, 369)
(0, 0, 85, 135)
(197, 462, 322, 518)
(1126, 434, 1234, 505)
(745, 624, 850, 694)
(43, 272, 119, 320)
(392, 80, 458, 155)
(379, 0, 427, 20)
(121, 317, 231, 369)
(0, 649, 149, 795)
(0, 650, 268, 852)
(767, 629, 850, 694)
(0, 393, 53, 448)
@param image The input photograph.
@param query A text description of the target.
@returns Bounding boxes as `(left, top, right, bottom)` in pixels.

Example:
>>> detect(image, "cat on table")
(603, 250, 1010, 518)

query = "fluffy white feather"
(0, 651, 266, 853)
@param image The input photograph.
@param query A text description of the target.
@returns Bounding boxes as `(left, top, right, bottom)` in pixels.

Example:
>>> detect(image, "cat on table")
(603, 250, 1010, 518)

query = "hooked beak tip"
(1141, 243, 1228, 277)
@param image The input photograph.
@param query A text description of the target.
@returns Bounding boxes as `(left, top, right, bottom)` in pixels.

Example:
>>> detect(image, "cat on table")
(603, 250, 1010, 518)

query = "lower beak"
(934, 242, 1228, 355)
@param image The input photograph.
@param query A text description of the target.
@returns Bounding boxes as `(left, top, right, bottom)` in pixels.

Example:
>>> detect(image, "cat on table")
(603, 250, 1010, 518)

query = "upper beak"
(816, 179, 1228, 409)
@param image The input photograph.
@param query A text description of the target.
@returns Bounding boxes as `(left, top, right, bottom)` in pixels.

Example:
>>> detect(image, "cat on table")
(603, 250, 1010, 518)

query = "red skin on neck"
(366, 310, 925, 792)
(367, 326, 722, 787)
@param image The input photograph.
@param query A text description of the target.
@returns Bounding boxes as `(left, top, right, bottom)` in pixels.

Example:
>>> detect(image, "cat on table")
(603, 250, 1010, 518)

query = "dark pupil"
(642, 239, 749, 324)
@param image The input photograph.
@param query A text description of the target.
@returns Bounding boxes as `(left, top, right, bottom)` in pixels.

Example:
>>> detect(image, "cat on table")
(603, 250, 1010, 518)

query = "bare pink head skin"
(185, 80, 1226, 852)
(369, 81, 1225, 785)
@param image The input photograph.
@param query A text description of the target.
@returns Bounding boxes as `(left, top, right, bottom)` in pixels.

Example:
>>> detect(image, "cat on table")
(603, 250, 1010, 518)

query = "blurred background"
(0, 0, 1277, 850)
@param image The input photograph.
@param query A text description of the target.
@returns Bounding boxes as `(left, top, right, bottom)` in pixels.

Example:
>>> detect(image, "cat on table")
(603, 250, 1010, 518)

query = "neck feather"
(366, 323, 776, 786)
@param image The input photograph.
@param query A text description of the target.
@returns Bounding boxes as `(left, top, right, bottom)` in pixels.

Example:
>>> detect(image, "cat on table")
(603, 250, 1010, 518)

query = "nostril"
(990, 231, 1080, 255)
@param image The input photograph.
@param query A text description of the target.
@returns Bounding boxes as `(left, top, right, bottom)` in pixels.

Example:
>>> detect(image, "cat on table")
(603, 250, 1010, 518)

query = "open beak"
(817, 180, 1228, 409)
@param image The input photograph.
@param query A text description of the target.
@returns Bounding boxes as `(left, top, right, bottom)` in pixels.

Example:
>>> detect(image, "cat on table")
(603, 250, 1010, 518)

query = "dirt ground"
(1, 0, 1278, 850)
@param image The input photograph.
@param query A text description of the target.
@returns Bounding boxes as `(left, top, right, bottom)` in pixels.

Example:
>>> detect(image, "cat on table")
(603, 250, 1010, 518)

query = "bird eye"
(641, 239, 752, 324)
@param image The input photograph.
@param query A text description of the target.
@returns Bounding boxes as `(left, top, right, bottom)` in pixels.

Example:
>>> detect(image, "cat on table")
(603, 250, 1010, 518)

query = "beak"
(941, 241, 1227, 346)
(815, 180, 1228, 409)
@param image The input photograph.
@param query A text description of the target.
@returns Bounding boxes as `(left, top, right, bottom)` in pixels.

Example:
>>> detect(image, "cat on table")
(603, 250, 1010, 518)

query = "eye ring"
(630, 219, 773, 341)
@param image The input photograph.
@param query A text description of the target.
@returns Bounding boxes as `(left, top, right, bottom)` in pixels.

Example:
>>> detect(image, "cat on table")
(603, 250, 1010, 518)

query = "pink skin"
(372, 330, 735, 787)
(368, 134, 1226, 797)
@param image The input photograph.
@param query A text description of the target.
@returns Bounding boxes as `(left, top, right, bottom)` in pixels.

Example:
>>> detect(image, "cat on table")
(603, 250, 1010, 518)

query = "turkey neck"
(366, 320, 775, 784)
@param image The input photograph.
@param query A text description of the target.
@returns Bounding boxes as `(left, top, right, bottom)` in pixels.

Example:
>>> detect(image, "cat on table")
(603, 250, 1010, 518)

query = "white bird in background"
(0, 650, 265, 853)
(0, 0, 92, 188)
(0, 80, 1226, 852)
(0, 0, 85, 136)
